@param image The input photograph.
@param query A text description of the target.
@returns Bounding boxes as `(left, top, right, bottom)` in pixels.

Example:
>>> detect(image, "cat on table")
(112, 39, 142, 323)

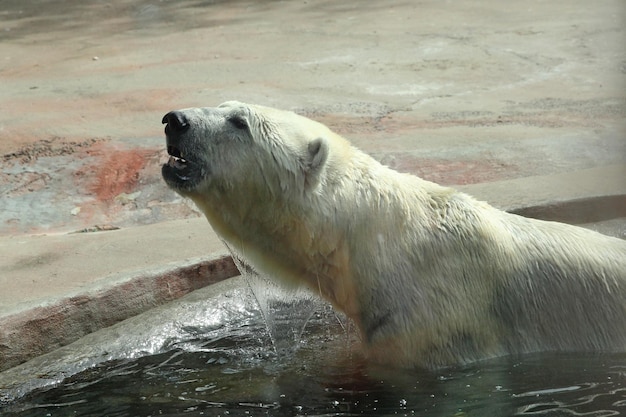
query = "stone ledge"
(0, 255, 237, 372)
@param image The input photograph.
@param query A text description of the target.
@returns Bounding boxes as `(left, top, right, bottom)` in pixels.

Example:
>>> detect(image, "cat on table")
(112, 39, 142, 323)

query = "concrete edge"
(458, 164, 626, 215)
(0, 254, 238, 372)
(509, 194, 626, 224)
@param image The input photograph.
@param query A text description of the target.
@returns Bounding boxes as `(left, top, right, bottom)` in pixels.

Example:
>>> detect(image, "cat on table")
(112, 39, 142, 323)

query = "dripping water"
(227, 246, 325, 358)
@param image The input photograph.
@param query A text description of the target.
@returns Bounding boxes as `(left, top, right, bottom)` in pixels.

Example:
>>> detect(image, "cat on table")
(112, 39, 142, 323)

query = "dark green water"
(2, 318, 624, 416)
(1, 279, 624, 417)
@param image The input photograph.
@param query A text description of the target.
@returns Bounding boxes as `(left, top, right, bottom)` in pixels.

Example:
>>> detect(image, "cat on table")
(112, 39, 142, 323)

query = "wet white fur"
(173, 101, 626, 368)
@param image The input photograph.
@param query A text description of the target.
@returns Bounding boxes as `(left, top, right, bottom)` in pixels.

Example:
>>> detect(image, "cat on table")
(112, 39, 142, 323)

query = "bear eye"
(227, 114, 248, 130)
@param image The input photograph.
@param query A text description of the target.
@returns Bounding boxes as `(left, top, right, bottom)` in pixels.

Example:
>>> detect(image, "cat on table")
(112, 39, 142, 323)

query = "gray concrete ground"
(0, 0, 625, 371)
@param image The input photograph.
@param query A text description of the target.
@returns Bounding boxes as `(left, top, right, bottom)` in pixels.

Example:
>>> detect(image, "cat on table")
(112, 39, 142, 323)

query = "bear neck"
(190, 149, 460, 341)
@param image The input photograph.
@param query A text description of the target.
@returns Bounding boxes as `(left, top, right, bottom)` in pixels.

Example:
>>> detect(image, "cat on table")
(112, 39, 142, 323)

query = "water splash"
(227, 247, 324, 358)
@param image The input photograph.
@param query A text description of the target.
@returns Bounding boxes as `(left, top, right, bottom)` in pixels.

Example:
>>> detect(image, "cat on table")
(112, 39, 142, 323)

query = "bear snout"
(162, 109, 208, 192)
(162, 110, 190, 135)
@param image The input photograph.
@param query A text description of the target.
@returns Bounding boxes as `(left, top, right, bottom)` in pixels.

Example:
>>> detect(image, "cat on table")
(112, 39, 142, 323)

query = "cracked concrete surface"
(1, 0, 624, 234)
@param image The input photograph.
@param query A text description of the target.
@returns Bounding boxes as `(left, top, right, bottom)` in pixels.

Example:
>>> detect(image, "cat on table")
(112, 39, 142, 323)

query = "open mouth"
(167, 145, 188, 171)
(162, 144, 201, 190)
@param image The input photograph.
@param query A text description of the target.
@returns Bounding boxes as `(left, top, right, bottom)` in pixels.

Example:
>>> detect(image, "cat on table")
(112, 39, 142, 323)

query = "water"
(1, 276, 625, 417)
(229, 247, 352, 359)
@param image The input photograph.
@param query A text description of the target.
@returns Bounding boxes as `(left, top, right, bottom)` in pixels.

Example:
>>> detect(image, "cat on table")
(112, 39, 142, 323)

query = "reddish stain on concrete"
(73, 142, 153, 204)
(90, 148, 150, 202)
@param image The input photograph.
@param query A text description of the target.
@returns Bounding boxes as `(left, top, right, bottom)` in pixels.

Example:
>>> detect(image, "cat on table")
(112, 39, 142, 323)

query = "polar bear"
(161, 101, 626, 368)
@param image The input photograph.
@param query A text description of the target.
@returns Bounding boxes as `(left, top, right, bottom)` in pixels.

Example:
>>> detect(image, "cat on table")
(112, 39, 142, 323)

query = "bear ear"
(304, 137, 329, 189)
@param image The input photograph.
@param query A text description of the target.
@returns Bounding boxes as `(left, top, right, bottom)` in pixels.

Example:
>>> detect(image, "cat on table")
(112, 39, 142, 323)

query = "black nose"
(162, 111, 190, 133)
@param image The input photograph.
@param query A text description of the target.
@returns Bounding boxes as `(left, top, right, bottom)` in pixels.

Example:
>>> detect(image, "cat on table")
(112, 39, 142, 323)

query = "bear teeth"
(168, 155, 187, 169)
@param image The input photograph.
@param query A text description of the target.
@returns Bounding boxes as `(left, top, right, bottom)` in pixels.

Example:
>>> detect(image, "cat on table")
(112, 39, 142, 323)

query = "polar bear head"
(161, 101, 337, 201)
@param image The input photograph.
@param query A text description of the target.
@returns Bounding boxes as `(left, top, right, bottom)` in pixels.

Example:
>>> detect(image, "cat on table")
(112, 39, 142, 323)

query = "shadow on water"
(0, 273, 624, 417)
